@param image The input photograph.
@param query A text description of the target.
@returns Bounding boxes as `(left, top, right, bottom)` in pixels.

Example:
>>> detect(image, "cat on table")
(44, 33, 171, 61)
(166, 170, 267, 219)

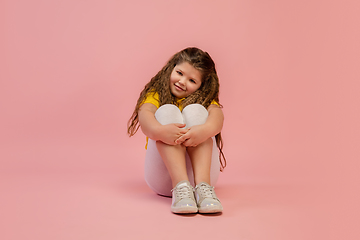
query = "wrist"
(153, 124, 165, 142)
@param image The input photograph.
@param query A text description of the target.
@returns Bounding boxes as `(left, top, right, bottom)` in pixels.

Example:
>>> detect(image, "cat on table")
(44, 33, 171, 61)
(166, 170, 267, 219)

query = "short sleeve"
(142, 91, 160, 109)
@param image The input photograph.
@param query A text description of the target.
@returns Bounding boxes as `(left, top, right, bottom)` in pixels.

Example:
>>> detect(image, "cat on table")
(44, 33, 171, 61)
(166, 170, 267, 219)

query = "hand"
(174, 125, 209, 147)
(159, 123, 189, 145)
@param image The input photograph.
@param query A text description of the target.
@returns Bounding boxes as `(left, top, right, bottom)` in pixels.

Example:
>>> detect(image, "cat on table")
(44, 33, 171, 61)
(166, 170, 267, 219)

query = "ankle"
(195, 180, 210, 186)
(172, 179, 190, 188)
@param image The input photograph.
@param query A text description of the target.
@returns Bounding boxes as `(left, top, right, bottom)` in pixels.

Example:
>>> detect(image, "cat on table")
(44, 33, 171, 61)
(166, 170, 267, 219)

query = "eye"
(177, 71, 183, 76)
(190, 79, 196, 83)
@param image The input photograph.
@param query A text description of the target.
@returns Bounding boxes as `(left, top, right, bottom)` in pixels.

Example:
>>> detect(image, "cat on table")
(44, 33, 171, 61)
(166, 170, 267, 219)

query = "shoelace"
(196, 183, 216, 199)
(171, 185, 194, 200)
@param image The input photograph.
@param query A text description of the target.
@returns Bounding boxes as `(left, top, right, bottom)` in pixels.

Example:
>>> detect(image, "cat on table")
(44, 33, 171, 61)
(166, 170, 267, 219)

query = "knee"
(157, 104, 181, 112)
(155, 104, 183, 125)
(182, 103, 207, 113)
(182, 104, 208, 128)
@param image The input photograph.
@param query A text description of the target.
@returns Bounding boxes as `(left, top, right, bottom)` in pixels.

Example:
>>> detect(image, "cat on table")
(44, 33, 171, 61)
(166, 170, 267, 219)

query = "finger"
(178, 130, 191, 142)
(175, 133, 184, 142)
(174, 123, 186, 128)
(179, 129, 189, 134)
(175, 135, 188, 144)
(182, 140, 195, 147)
(175, 136, 184, 144)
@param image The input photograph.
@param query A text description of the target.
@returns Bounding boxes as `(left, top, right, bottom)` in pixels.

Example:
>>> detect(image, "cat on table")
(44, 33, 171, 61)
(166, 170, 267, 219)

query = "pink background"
(1, 0, 359, 239)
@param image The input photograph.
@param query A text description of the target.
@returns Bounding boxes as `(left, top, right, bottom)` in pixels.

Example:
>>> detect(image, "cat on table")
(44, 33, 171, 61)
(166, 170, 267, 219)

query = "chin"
(170, 91, 183, 99)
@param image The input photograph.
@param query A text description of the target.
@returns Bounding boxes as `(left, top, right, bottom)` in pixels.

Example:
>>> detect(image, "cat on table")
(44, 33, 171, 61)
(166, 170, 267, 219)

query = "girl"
(128, 47, 226, 214)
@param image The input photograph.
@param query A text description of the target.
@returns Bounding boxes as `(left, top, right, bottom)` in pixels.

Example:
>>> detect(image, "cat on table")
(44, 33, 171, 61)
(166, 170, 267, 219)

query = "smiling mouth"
(174, 84, 185, 91)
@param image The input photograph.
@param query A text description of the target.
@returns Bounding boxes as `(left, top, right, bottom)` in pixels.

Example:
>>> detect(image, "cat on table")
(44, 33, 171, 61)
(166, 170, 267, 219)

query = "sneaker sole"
(171, 206, 198, 214)
(198, 206, 223, 214)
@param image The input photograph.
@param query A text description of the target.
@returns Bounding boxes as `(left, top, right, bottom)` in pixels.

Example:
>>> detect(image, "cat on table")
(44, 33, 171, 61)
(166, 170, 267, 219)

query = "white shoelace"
(196, 183, 216, 199)
(171, 185, 194, 200)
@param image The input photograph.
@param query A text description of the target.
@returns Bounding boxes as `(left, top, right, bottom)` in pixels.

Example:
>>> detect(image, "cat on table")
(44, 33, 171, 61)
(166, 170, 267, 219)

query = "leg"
(188, 138, 223, 213)
(186, 138, 213, 185)
(182, 104, 220, 186)
(146, 139, 198, 213)
(154, 104, 190, 187)
(182, 104, 223, 213)
(153, 104, 198, 213)
(156, 141, 188, 188)
(183, 104, 223, 213)
(144, 104, 192, 196)
(156, 141, 198, 214)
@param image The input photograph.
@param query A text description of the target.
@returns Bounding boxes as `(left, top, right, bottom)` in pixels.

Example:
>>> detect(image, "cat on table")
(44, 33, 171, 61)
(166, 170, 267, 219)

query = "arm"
(175, 104, 224, 147)
(138, 103, 188, 145)
(204, 104, 224, 136)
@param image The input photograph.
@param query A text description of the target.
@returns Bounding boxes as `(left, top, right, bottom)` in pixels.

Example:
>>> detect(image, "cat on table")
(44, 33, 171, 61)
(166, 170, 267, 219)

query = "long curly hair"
(127, 47, 226, 171)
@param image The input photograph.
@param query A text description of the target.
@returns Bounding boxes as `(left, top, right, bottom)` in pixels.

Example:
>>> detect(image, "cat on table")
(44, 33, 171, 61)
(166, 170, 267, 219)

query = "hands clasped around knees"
(155, 104, 211, 147)
(158, 123, 189, 146)
(158, 123, 210, 147)
(174, 124, 211, 147)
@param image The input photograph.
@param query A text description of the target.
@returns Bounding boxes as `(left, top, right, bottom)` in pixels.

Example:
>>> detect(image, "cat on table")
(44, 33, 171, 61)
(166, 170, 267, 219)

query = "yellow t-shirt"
(141, 91, 219, 149)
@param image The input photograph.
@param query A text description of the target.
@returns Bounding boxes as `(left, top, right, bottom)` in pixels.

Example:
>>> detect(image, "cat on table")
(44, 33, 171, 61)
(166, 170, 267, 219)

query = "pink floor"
(1, 140, 355, 240)
(0, 172, 316, 239)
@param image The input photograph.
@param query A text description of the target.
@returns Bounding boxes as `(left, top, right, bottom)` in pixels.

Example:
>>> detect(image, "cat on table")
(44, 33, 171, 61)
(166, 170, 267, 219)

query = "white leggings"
(144, 104, 220, 197)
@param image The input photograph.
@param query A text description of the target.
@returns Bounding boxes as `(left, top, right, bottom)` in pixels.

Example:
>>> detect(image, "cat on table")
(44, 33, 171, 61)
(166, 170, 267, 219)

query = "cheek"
(169, 74, 177, 83)
(189, 85, 199, 93)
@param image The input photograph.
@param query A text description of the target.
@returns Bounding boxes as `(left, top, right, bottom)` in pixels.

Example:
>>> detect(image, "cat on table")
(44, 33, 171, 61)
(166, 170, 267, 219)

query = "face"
(169, 62, 202, 99)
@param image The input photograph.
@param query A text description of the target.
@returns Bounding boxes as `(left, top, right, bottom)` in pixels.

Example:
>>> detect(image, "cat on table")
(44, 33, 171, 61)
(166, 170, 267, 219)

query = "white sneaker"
(195, 182, 223, 213)
(171, 181, 198, 214)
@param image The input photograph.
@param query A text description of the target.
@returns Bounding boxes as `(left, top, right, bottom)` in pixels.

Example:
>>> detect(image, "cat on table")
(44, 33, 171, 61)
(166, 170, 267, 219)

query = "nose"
(178, 77, 185, 85)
